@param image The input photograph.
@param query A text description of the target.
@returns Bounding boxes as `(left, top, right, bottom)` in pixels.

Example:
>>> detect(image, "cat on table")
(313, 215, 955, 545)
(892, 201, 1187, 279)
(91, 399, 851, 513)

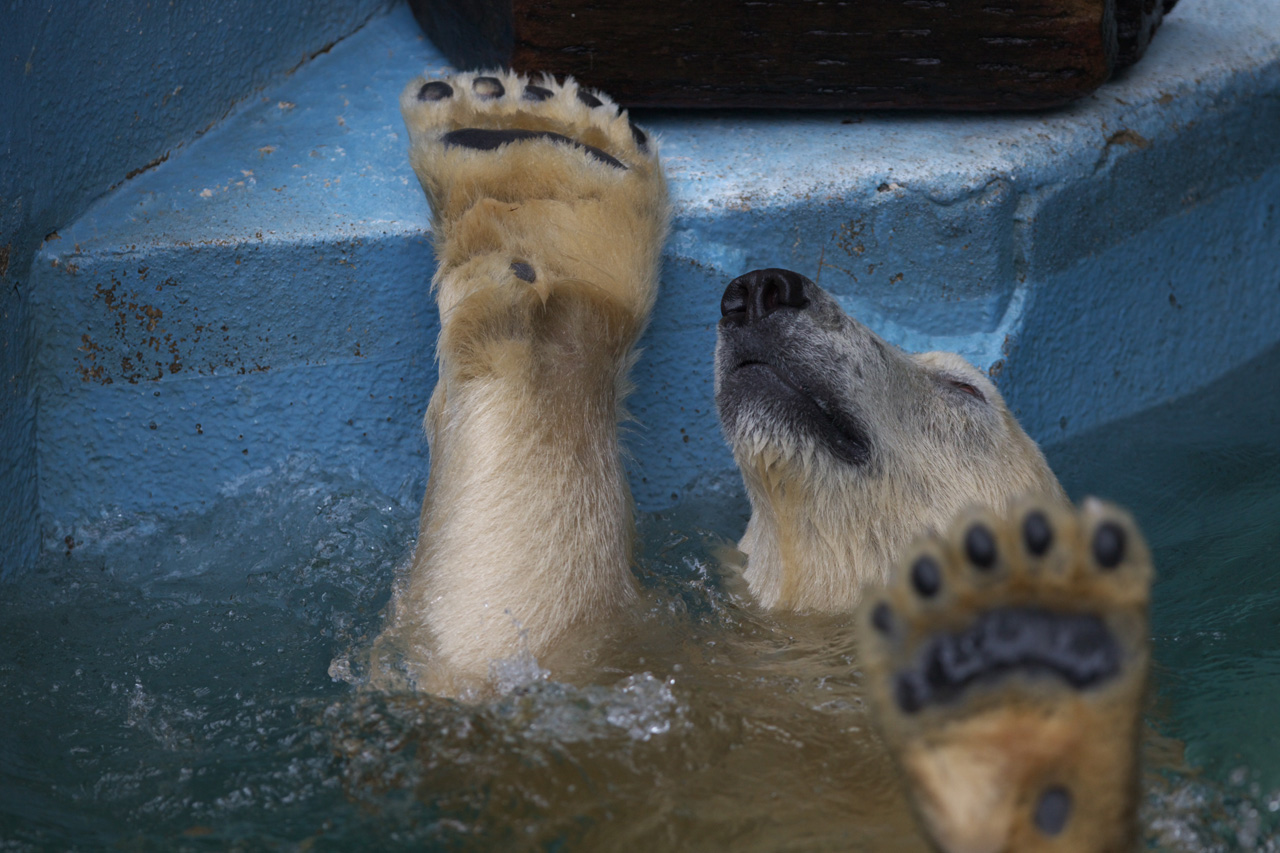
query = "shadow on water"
(2, 344, 1279, 850)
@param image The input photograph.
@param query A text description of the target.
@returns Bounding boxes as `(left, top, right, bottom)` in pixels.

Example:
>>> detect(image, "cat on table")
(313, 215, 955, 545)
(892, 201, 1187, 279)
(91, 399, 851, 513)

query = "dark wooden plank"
(1115, 0, 1177, 68)
(407, 0, 1173, 110)
(513, 0, 1113, 109)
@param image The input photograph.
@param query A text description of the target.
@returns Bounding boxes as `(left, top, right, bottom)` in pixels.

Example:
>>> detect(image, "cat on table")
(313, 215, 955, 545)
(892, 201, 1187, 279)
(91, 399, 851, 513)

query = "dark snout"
(715, 268, 873, 467)
(720, 268, 812, 326)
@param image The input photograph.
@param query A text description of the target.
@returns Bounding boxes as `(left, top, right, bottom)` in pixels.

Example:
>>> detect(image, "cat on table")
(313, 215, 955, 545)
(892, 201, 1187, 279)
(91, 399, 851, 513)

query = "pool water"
(1047, 340, 1280, 849)
(3, 343, 1279, 850)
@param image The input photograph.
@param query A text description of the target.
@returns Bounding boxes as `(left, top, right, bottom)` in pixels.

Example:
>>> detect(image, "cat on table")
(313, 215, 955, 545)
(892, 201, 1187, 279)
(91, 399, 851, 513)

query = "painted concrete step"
(30, 0, 1280, 544)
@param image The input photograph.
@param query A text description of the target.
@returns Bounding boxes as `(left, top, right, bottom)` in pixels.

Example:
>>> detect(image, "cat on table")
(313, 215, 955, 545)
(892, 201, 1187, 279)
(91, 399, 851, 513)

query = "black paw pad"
(911, 556, 942, 598)
(896, 673, 927, 713)
(1033, 786, 1072, 835)
(510, 261, 536, 283)
(1092, 522, 1126, 569)
(871, 601, 894, 635)
(1023, 511, 1053, 556)
(441, 128, 627, 170)
(630, 120, 648, 150)
(472, 76, 505, 99)
(964, 524, 997, 570)
(895, 608, 1120, 714)
(523, 84, 553, 102)
(417, 81, 453, 102)
(577, 89, 603, 108)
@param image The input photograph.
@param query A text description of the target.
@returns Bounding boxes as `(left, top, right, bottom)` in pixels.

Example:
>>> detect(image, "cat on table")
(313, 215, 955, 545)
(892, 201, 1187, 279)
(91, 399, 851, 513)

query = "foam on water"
(3, 345, 1280, 849)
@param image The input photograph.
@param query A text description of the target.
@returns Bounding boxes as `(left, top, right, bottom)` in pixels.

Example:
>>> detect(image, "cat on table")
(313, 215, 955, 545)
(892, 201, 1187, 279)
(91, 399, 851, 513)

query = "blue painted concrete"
(29, 12, 449, 548)
(23, 0, 1280, 557)
(0, 0, 396, 578)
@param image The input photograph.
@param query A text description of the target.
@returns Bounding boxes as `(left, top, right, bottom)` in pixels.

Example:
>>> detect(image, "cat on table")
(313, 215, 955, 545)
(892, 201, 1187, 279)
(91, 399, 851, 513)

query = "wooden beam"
(409, 0, 1174, 110)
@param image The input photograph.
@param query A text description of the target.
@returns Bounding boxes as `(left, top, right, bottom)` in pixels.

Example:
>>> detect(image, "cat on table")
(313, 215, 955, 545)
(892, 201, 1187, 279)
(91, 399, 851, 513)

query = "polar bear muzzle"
(714, 268, 876, 468)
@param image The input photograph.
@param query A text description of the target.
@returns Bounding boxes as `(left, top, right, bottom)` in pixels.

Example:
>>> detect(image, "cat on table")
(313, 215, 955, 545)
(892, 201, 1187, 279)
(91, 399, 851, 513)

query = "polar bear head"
(715, 268, 1065, 612)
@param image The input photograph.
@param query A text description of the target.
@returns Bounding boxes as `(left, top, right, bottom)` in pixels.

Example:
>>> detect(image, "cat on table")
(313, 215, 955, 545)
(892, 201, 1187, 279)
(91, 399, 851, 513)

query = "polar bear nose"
(720, 268, 810, 325)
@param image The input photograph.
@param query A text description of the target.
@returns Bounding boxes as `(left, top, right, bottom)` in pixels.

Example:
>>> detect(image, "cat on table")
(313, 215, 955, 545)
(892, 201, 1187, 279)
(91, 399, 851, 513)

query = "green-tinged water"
(0, 464, 917, 851)
(2, 344, 1279, 850)
(1046, 341, 1280, 849)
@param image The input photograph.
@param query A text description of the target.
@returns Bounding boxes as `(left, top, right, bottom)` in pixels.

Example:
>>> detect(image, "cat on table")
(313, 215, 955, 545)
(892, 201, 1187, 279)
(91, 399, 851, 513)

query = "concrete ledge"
(28, 0, 1280, 544)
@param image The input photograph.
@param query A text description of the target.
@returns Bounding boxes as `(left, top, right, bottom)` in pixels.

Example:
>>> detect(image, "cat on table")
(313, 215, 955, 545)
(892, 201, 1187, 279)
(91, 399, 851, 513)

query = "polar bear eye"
(944, 378, 986, 402)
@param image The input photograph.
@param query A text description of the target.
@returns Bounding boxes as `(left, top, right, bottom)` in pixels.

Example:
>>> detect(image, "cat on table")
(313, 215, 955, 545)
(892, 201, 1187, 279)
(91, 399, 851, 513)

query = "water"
(2, 345, 1279, 850)
(0, 466, 914, 851)
(0, 461, 409, 850)
(1047, 340, 1280, 850)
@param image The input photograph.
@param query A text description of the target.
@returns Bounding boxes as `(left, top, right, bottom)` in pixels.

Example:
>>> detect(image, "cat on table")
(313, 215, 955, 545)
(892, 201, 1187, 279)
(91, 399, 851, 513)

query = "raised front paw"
(859, 497, 1152, 853)
(399, 70, 658, 217)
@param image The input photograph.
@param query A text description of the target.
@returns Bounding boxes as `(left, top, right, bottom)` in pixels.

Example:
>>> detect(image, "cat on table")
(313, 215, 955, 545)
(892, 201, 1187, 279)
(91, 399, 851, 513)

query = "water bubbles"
(327, 653, 358, 685)
(489, 647, 551, 695)
(1145, 768, 1280, 852)
(604, 673, 680, 741)
(126, 681, 153, 727)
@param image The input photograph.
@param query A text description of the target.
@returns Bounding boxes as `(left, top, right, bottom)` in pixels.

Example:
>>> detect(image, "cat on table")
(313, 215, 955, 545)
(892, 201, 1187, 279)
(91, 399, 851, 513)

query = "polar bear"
(714, 266, 1067, 612)
(383, 68, 1152, 852)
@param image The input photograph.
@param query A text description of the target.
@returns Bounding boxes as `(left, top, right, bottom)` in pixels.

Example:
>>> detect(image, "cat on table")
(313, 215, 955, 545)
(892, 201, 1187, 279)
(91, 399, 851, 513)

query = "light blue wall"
(1, 0, 394, 577)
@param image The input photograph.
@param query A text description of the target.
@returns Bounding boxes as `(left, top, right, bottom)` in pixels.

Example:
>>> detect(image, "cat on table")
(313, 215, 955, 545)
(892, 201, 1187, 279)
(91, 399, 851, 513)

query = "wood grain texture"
(408, 0, 1171, 110)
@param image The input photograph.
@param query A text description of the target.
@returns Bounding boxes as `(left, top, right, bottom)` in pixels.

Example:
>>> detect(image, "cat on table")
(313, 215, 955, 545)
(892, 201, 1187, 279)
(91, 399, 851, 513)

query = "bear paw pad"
(860, 497, 1152, 853)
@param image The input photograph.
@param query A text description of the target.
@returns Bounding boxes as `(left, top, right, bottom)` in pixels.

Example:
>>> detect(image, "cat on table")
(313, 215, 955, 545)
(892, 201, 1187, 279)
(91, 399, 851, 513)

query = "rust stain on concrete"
(76, 273, 267, 385)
